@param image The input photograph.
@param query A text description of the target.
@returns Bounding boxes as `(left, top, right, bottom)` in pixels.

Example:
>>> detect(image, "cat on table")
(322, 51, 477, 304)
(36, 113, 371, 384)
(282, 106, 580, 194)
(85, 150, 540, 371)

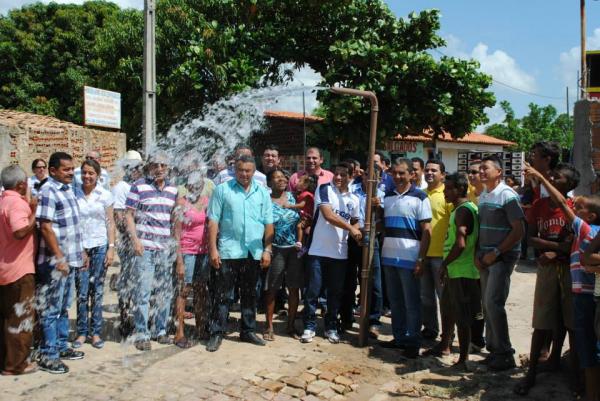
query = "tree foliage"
(0, 0, 495, 150)
(485, 100, 573, 152)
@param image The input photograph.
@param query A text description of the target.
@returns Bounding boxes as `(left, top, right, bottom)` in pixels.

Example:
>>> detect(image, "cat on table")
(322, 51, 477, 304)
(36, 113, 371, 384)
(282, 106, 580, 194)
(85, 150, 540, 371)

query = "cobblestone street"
(1, 263, 573, 401)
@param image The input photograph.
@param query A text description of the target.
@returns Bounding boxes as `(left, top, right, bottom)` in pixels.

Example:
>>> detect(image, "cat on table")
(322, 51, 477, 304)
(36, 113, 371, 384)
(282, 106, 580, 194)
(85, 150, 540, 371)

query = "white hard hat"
(124, 150, 143, 161)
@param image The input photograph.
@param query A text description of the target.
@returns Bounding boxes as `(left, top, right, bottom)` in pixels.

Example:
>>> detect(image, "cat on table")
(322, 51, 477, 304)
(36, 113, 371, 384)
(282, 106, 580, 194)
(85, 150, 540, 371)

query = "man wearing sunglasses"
(74, 151, 110, 190)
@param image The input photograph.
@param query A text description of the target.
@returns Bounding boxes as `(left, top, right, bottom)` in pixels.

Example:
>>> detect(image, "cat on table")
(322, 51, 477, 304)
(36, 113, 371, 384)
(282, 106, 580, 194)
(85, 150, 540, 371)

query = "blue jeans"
(210, 256, 260, 336)
(304, 256, 347, 332)
(383, 265, 422, 348)
(37, 264, 75, 360)
(76, 245, 107, 337)
(133, 248, 176, 341)
(479, 256, 517, 355)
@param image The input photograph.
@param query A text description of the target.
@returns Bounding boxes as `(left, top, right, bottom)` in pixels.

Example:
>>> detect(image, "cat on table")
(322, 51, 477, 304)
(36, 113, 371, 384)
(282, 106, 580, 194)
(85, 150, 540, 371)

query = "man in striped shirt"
(379, 158, 432, 358)
(126, 152, 178, 351)
(476, 155, 524, 371)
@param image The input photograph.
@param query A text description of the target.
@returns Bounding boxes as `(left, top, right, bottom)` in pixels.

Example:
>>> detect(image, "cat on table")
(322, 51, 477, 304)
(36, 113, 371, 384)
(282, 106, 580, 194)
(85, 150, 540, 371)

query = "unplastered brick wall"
(0, 110, 126, 178)
(573, 99, 600, 195)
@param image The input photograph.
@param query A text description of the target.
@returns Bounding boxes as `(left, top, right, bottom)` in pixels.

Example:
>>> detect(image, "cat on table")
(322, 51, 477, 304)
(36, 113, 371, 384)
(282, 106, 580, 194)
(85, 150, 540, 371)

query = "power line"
(433, 48, 564, 100)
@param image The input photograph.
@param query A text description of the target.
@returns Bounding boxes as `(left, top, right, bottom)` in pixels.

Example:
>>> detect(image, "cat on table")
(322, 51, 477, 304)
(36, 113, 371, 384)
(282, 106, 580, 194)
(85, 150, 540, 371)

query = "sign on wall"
(83, 86, 121, 129)
(458, 151, 525, 182)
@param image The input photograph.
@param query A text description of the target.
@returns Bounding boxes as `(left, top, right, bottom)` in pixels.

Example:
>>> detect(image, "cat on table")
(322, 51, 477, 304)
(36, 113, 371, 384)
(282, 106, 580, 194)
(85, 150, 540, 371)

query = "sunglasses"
(35, 165, 47, 169)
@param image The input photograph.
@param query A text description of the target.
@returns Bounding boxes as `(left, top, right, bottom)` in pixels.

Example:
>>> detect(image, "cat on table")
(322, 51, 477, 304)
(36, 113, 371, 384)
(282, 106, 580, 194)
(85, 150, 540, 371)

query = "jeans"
(479, 256, 517, 355)
(210, 256, 260, 336)
(304, 256, 347, 332)
(133, 248, 176, 341)
(76, 245, 107, 337)
(383, 265, 422, 348)
(341, 238, 382, 326)
(421, 257, 443, 335)
(37, 264, 75, 360)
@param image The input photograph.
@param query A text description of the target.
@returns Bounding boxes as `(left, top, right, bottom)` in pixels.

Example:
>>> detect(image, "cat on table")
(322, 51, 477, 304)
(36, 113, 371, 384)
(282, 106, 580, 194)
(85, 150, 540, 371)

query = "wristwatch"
(492, 248, 502, 257)
(417, 257, 425, 263)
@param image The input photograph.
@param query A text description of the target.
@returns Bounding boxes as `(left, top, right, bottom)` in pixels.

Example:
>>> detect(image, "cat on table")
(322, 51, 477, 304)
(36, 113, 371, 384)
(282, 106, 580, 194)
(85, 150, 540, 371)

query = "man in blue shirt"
(206, 155, 274, 352)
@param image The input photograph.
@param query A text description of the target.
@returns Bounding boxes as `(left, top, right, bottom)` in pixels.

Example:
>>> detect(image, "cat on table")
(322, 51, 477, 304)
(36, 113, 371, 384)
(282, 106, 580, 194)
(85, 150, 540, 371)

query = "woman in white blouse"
(72, 159, 116, 349)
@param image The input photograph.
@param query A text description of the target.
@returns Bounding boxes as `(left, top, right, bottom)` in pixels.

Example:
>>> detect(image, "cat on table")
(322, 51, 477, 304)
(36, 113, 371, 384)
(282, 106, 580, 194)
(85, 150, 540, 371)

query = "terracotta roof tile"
(264, 110, 323, 123)
(394, 130, 515, 147)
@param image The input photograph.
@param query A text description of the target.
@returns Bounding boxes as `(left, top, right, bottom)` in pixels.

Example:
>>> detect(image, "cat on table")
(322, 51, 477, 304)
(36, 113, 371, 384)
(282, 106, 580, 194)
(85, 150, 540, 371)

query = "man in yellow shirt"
(421, 159, 453, 343)
(467, 161, 483, 205)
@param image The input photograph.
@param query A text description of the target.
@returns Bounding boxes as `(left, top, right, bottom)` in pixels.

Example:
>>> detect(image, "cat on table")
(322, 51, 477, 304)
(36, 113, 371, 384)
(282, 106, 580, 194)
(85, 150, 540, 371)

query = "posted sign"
(83, 86, 121, 129)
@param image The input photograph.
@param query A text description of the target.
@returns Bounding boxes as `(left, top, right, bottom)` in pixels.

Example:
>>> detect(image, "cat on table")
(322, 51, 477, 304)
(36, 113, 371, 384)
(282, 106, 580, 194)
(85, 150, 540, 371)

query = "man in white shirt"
(213, 145, 266, 187)
(301, 162, 362, 344)
(74, 151, 110, 190)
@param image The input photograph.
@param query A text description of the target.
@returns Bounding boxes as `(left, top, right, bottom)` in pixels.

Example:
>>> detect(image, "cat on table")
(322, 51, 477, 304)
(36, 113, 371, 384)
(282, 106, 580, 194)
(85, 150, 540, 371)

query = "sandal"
(174, 337, 192, 349)
(91, 339, 105, 349)
(1, 362, 37, 376)
(286, 326, 300, 340)
(263, 329, 275, 341)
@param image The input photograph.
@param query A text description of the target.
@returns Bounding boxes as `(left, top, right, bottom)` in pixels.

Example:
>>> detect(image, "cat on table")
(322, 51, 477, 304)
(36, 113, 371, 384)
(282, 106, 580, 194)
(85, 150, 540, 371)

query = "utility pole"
(581, 0, 587, 98)
(143, 0, 156, 155)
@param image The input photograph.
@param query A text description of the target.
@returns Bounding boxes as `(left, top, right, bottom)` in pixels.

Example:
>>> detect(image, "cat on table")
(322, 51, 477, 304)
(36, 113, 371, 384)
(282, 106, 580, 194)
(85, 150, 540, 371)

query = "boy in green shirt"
(439, 172, 481, 370)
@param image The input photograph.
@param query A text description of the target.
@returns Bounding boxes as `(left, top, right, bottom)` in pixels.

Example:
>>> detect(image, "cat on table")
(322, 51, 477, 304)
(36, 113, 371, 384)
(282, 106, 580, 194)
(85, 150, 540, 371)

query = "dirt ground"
(0, 261, 575, 401)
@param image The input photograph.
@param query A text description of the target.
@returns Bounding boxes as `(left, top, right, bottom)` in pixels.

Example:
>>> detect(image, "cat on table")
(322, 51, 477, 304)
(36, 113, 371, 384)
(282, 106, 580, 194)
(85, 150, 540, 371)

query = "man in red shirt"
(514, 163, 579, 395)
(0, 165, 38, 375)
(288, 147, 333, 192)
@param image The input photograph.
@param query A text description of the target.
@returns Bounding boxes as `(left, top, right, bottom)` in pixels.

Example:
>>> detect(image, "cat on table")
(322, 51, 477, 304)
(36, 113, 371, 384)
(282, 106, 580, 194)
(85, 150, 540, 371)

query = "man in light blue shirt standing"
(206, 154, 274, 352)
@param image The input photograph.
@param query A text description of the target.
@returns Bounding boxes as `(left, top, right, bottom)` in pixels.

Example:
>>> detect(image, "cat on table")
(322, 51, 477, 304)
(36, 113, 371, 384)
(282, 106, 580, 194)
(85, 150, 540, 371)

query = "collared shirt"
(76, 185, 114, 249)
(28, 175, 44, 197)
(426, 184, 453, 257)
(350, 182, 385, 229)
(382, 184, 432, 269)
(74, 167, 111, 190)
(0, 190, 35, 285)
(36, 177, 84, 267)
(126, 177, 178, 250)
(213, 167, 267, 187)
(208, 179, 273, 260)
(288, 168, 334, 193)
(478, 182, 525, 257)
(308, 183, 360, 260)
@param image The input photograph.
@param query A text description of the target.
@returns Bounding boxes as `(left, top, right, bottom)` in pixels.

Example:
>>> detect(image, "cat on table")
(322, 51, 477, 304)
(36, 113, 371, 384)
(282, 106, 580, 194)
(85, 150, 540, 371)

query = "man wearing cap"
(125, 152, 178, 351)
(112, 150, 143, 338)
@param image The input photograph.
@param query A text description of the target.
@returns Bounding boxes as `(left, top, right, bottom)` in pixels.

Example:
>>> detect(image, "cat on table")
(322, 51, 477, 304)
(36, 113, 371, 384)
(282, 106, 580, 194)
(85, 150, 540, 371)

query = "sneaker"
(325, 329, 340, 344)
(369, 325, 381, 339)
(38, 358, 69, 374)
(59, 348, 84, 360)
(300, 330, 316, 343)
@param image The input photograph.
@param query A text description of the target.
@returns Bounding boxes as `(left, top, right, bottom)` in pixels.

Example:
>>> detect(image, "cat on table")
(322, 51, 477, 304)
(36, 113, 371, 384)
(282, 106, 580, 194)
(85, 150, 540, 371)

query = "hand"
(210, 248, 221, 269)
(133, 239, 144, 256)
(523, 162, 543, 181)
(350, 227, 362, 242)
(261, 250, 272, 269)
(439, 264, 448, 285)
(176, 257, 185, 280)
(294, 241, 303, 251)
(29, 196, 38, 214)
(481, 251, 497, 266)
(104, 247, 114, 268)
(81, 251, 90, 271)
(413, 259, 424, 277)
(56, 262, 69, 276)
(371, 197, 381, 208)
(474, 257, 485, 271)
(584, 265, 600, 274)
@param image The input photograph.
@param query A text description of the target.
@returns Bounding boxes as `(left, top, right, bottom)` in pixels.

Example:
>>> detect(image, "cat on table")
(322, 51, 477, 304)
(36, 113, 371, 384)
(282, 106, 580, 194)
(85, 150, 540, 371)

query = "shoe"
(369, 325, 381, 339)
(489, 354, 516, 371)
(403, 347, 420, 359)
(240, 332, 266, 346)
(206, 335, 223, 352)
(134, 340, 151, 351)
(300, 329, 316, 343)
(38, 358, 69, 374)
(156, 335, 173, 345)
(470, 341, 484, 353)
(479, 353, 495, 365)
(59, 348, 84, 360)
(325, 329, 340, 344)
(71, 339, 84, 349)
(91, 339, 105, 349)
(421, 328, 438, 340)
(378, 339, 405, 349)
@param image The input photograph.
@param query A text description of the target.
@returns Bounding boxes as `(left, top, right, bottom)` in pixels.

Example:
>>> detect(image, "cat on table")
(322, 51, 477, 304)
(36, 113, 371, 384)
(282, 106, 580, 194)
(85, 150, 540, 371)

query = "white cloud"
(559, 27, 600, 90)
(471, 43, 536, 92)
(477, 103, 506, 132)
(265, 64, 323, 114)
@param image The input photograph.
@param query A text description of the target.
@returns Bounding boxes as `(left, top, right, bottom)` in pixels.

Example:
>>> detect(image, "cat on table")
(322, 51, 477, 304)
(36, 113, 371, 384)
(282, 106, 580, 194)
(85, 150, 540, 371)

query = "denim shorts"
(573, 293, 600, 368)
(182, 254, 210, 285)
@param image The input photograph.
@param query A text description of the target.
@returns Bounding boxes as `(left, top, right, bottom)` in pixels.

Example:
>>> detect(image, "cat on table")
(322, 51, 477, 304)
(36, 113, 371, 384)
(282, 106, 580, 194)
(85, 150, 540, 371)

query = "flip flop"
(174, 338, 192, 349)
(263, 330, 275, 341)
(1, 362, 37, 376)
(91, 339, 105, 349)
(72, 339, 84, 349)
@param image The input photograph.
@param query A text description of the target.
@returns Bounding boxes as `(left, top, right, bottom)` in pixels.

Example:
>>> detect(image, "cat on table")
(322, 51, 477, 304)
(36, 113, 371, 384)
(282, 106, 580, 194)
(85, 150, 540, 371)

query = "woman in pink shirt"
(174, 172, 211, 348)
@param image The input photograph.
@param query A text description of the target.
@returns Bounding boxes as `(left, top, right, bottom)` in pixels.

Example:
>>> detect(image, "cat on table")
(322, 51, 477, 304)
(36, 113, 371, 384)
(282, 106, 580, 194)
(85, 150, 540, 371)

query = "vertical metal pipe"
(329, 87, 379, 347)
(581, 0, 587, 98)
(143, 0, 156, 155)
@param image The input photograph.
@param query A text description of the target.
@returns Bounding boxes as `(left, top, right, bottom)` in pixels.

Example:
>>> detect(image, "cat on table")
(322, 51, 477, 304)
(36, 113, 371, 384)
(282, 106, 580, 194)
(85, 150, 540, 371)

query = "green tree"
(1, 1, 495, 150)
(485, 100, 573, 152)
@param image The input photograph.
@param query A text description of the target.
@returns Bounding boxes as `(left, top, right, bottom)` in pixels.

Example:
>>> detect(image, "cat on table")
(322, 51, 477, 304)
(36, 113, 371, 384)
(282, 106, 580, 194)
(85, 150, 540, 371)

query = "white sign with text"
(84, 86, 121, 129)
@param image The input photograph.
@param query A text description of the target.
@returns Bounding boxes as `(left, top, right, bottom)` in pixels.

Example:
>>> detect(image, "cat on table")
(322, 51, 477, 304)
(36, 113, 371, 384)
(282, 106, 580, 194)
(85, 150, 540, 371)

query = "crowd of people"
(0, 141, 599, 400)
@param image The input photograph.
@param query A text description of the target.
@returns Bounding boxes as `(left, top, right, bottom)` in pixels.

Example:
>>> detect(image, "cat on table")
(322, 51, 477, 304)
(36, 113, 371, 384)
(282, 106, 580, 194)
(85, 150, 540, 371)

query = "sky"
(2, 0, 600, 129)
